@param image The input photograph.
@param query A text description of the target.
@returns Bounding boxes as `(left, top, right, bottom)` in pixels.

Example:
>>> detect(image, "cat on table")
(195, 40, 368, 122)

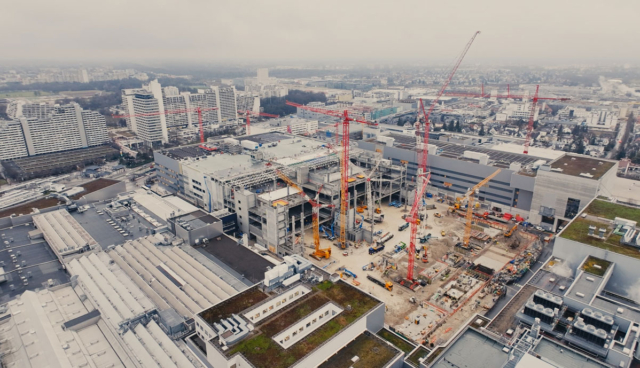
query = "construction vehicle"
(394, 242, 407, 253)
(378, 232, 394, 244)
(369, 243, 385, 255)
(320, 225, 335, 241)
(434, 213, 442, 218)
(343, 268, 357, 278)
(462, 169, 502, 248)
(398, 222, 410, 231)
(505, 224, 518, 238)
(276, 170, 333, 259)
(441, 230, 446, 237)
(367, 275, 393, 291)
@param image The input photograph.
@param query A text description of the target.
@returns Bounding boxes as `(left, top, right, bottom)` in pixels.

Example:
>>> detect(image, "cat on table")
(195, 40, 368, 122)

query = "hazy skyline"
(1, 0, 639, 64)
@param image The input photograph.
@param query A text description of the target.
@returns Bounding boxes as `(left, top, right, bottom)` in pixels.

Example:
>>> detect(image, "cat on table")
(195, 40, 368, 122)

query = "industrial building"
(154, 132, 405, 256)
(0, 102, 109, 160)
(192, 270, 394, 368)
(357, 127, 618, 231)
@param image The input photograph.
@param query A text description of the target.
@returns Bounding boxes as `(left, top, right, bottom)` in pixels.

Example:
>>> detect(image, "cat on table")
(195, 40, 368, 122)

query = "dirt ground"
(305, 195, 528, 345)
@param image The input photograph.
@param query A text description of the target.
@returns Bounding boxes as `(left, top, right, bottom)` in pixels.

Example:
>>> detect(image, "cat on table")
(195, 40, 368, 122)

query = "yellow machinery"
(385, 281, 393, 291)
(276, 170, 332, 259)
(463, 169, 502, 247)
(505, 224, 518, 238)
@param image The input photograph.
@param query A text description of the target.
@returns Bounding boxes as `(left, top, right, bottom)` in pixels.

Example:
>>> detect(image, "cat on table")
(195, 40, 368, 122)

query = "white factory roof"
(33, 209, 97, 256)
(488, 143, 565, 160)
(474, 254, 512, 272)
(0, 287, 124, 368)
(67, 252, 155, 328)
(110, 237, 236, 318)
(132, 189, 198, 221)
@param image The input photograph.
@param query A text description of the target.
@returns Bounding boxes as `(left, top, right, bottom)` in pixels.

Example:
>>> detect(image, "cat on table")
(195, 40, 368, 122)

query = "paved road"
(485, 237, 555, 320)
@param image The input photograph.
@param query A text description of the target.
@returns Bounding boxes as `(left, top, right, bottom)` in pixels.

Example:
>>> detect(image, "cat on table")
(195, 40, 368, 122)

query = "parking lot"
(0, 224, 69, 303)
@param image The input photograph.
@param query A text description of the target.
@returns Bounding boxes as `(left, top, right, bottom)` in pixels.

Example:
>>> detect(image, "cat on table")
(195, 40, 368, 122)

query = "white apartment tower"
(0, 121, 28, 160)
(121, 81, 238, 145)
(257, 68, 269, 83)
(0, 102, 108, 160)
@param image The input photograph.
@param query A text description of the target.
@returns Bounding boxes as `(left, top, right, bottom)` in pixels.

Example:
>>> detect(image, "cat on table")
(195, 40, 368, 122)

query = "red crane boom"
(238, 110, 279, 135)
(404, 31, 480, 282)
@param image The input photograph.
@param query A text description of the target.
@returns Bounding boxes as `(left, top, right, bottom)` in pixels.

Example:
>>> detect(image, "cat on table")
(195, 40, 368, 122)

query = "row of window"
(249, 290, 303, 321)
(278, 310, 331, 345)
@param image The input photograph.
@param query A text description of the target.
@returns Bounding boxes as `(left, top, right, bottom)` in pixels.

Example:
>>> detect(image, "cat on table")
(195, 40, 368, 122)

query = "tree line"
(260, 90, 327, 116)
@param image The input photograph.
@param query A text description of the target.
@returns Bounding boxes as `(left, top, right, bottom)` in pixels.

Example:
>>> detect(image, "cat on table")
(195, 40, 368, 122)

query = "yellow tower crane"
(276, 170, 333, 259)
(463, 169, 502, 247)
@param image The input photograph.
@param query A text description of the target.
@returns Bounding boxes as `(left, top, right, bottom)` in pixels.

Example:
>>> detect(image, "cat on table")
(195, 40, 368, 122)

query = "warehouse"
(32, 209, 99, 260)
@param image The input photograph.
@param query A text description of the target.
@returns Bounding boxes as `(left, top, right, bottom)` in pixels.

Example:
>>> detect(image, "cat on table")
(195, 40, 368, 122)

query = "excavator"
(505, 224, 518, 238)
(276, 170, 333, 260)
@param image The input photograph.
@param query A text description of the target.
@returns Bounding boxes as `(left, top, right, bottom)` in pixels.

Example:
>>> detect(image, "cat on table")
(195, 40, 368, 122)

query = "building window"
(565, 198, 581, 219)
(306, 322, 311, 328)
(276, 301, 281, 306)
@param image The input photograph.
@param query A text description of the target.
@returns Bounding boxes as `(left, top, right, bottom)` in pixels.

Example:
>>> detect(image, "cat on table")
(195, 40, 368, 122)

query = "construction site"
(147, 32, 560, 354)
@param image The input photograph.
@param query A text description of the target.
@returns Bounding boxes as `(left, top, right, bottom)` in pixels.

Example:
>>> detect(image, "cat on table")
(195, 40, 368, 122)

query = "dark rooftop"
(160, 145, 210, 160)
(550, 155, 615, 180)
(384, 132, 545, 168)
(71, 178, 120, 199)
(237, 132, 293, 145)
(198, 284, 269, 325)
(196, 234, 273, 283)
(318, 331, 401, 368)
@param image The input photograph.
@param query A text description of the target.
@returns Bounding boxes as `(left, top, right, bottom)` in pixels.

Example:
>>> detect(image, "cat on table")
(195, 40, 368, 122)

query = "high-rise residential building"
(257, 68, 269, 83)
(217, 86, 238, 123)
(121, 81, 238, 144)
(6, 101, 55, 120)
(0, 121, 29, 160)
(0, 103, 108, 160)
(121, 79, 168, 146)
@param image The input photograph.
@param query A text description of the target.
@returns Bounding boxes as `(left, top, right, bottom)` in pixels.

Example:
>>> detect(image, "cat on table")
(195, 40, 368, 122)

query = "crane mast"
(523, 85, 540, 154)
(276, 170, 333, 259)
(462, 169, 501, 247)
(404, 31, 481, 281)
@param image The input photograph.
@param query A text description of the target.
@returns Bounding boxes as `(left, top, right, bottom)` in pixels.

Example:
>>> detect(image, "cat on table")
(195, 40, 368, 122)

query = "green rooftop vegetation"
(377, 328, 416, 353)
(226, 281, 380, 368)
(585, 200, 640, 223)
(582, 256, 612, 277)
(407, 346, 432, 367)
(561, 218, 640, 260)
(198, 286, 269, 325)
(318, 331, 400, 368)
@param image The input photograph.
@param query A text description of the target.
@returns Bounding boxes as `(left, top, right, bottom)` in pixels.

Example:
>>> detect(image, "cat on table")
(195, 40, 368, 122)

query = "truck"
(241, 140, 259, 151)
(367, 275, 393, 291)
(369, 243, 385, 255)
(398, 223, 409, 231)
(378, 232, 394, 244)
(77, 205, 90, 213)
(394, 242, 407, 253)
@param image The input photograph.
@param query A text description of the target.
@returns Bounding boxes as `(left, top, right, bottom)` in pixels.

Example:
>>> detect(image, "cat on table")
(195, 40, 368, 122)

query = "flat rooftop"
(584, 199, 640, 223)
(431, 328, 508, 368)
(532, 338, 609, 368)
(384, 132, 545, 168)
(560, 201, 640, 260)
(549, 155, 615, 180)
(0, 223, 69, 304)
(71, 178, 120, 200)
(196, 234, 273, 283)
(567, 271, 603, 302)
(198, 280, 380, 368)
(318, 331, 401, 368)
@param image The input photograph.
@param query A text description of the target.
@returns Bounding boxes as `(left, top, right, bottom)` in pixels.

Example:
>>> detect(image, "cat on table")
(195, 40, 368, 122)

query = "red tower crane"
(284, 100, 376, 249)
(113, 107, 218, 149)
(403, 31, 481, 283)
(238, 110, 279, 135)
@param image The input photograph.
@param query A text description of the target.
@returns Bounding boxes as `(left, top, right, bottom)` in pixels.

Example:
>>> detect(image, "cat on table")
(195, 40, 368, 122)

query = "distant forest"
(260, 90, 327, 116)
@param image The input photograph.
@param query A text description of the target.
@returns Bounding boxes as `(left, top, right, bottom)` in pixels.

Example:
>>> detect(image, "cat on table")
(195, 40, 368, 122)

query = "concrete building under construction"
(154, 132, 405, 256)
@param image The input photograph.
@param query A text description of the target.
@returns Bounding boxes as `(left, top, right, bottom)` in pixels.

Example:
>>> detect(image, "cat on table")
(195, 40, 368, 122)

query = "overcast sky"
(1, 0, 638, 65)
